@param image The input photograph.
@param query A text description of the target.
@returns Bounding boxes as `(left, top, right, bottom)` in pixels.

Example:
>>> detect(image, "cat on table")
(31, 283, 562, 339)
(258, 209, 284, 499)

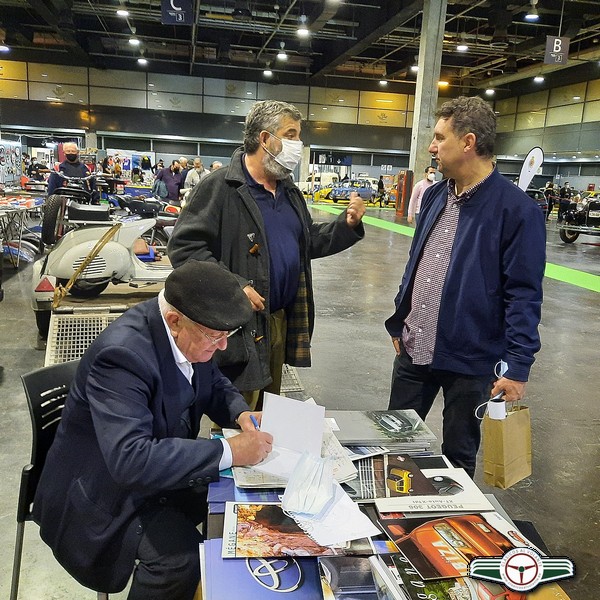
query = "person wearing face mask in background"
(168, 100, 366, 410)
(47, 141, 98, 202)
(155, 159, 183, 204)
(407, 165, 437, 227)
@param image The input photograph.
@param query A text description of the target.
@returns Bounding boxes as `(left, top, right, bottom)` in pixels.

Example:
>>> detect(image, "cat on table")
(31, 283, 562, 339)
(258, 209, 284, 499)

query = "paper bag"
(483, 404, 531, 489)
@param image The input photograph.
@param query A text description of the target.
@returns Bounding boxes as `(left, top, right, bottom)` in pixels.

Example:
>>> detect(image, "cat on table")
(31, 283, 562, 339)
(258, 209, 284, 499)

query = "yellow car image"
(386, 468, 414, 494)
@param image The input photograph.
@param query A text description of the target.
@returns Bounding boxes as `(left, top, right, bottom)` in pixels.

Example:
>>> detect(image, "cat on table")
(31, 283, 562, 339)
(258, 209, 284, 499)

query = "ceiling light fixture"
(525, 0, 539, 21)
(263, 63, 273, 77)
(116, 8, 129, 17)
(438, 80, 449, 87)
(297, 14, 309, 38)
(0, 43, 10, 53)
(276, 42, 287, 61)
(485, 88, 495, 96)
(129, 37, 140, 46)
(410, 64, 419, 73)
(456, 32, 468, 52)
(533, 75, 545, 83)
(379, 79, 388, 86)
(137, 57, 148, 66)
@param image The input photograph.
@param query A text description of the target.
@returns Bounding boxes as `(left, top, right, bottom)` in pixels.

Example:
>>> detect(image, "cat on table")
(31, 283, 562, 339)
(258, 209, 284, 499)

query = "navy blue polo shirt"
(242, 157, 302, 312)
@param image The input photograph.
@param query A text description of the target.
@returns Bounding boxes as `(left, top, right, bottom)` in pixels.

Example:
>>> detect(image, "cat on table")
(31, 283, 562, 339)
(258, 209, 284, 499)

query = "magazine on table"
(203, 537, 322, 599)
(221, 502, 385, 559)
(344, 454, 458, 504)
(318, 556, 381, 600)
(377, 511, 542, 581)
(326, 409, 437, 452)
(374, 467, 495, 514)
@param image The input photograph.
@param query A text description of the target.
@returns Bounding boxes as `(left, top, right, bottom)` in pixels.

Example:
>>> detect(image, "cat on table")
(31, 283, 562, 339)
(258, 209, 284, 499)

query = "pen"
(249, 414, 260, 431)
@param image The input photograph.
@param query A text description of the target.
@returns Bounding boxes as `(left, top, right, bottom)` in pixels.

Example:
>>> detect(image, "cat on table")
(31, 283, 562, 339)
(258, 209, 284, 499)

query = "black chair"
(10, 360, 109, 600)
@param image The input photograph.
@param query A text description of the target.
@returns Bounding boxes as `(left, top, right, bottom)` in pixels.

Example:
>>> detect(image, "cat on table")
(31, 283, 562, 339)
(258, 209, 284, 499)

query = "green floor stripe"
(309, 203, 600, 293)
(544, 263, 600, 292)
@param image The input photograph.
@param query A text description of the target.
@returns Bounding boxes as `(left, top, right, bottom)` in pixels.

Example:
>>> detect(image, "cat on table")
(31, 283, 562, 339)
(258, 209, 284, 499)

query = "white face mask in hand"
(282, 452, 334, 515)
(264, 132, 303, 172)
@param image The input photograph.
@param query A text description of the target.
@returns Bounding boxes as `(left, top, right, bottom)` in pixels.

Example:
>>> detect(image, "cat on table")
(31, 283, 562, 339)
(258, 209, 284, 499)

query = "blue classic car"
(329, 179, 376, 203)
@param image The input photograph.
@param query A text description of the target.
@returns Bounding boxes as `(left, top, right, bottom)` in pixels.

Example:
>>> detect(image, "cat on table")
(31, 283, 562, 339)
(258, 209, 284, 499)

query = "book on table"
(326, 409, 437, 453)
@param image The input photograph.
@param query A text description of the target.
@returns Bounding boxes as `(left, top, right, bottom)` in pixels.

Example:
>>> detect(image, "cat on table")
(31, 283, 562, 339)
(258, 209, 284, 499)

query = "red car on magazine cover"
(388, 515, 514, 579)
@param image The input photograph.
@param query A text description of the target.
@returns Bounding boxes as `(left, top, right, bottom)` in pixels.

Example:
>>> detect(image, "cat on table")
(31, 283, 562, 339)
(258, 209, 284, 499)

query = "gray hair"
(436, 96, 496, 159)
(243, 100, 303, 153)
(158, 290, 180, 319)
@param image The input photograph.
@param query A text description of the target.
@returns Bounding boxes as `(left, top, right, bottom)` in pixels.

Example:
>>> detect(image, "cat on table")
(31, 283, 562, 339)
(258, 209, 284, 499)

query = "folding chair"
(10, 360, 109, 600)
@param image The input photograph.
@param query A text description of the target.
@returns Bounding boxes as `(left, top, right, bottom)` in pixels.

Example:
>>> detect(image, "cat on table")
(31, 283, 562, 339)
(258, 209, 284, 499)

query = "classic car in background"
(557, 192, 600, 243)
(329, 179, 376, 203)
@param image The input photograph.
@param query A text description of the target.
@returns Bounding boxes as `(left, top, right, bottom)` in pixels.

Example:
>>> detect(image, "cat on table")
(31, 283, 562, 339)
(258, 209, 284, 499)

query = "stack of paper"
(326, 409, 437, 453)
(223, 393, 357, 488)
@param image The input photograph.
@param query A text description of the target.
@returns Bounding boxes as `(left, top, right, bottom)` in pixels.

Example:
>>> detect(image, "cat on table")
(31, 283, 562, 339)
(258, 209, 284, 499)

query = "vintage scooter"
(32, 215, 172, 336)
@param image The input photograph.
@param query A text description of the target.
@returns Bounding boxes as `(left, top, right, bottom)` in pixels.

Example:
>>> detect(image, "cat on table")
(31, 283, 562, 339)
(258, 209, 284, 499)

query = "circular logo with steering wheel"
(500, 547, 544, 591)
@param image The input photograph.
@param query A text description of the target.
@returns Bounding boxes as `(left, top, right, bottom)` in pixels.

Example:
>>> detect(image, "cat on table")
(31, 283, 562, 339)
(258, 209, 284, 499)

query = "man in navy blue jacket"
(33, 261, 273, 599)
(386, 96, 545, 478)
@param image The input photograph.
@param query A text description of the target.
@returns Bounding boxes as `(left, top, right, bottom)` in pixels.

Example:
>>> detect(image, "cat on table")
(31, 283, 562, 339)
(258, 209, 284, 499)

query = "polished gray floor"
(0, 206, 598, 598)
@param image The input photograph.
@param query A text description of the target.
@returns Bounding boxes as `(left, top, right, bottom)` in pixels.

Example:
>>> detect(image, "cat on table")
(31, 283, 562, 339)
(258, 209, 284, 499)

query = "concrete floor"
(0, 205, 598, 598)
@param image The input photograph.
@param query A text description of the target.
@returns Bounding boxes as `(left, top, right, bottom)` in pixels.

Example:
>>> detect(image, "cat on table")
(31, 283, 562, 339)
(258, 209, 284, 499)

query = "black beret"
(164, 260, 253, 330)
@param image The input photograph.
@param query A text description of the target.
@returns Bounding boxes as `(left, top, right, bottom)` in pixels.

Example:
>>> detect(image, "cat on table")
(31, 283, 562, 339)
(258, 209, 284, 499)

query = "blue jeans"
(389, 349, 494, 477)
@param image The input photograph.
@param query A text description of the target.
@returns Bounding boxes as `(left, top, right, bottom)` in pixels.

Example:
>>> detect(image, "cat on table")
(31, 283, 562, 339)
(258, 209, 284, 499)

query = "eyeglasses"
(187, 319, 241, 346)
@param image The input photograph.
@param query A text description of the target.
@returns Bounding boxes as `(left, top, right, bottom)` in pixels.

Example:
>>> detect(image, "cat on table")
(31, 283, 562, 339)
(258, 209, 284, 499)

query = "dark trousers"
(389, 349, 493, 478)
(127, 488, 207, 600)
(557, 200, 571, 222)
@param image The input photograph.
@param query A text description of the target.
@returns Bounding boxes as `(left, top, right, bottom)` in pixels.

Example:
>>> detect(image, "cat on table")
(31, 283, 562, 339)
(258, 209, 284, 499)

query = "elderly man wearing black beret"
(32, 261, 273, 600)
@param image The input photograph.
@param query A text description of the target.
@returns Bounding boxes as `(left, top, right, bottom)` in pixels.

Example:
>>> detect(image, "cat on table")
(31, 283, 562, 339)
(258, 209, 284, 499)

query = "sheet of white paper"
(261, 392, 325, 456)
(289, 480, 381, 547)
(252, 445, 303, 479)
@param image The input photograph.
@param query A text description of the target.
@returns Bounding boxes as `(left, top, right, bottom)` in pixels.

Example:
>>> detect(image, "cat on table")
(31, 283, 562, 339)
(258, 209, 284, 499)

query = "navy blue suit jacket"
(32, 298, 250, 592)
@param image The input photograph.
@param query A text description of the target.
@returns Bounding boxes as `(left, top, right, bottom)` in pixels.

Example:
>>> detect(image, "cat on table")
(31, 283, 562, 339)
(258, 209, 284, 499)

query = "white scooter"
(32, 216, 172, 335)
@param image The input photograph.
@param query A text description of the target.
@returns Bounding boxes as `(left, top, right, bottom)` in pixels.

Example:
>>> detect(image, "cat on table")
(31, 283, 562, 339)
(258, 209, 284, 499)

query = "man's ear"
(165, 310, 184, 335)
(463, 132, 476, 153)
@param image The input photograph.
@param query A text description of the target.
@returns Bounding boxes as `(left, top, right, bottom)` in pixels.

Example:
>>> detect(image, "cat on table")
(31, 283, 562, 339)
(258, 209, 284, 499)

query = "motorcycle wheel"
(559, 228, 579, 243)
(42, 194, 69, 245)
(57, 278, 110, 298)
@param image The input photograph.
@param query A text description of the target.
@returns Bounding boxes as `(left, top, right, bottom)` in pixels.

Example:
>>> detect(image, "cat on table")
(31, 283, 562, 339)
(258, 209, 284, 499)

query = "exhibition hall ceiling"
(1, 0, 599, 96)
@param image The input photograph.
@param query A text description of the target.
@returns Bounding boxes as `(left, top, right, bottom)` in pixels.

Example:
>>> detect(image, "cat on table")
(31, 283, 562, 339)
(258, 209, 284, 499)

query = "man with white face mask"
(407, 165, 437, 226)
(169, 100, 366, 409)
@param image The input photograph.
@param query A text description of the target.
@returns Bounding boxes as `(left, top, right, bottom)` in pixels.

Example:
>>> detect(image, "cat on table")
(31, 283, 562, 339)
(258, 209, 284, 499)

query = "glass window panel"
(518, 91, 548, 113)
(0, 60, 27, 80)
(203, 79, 257, 98)
(0, 79, 28, 99)
(204, 96, 257, 116)
(583, 99, 600, 123)
(29, 82, 88, 104)
(90, 87, 145, 108)
(546, 104, 583, 127)
(515, 111, 546, 129)
(258, 84, 309, 103)
(585, 79, 600, 101)
(497, 114, 515, 132)
(495, 97, 517, 114)
(548, 82, 586, 107)
(28, 63, 87, 85)
(147, 92, 203, 113)
(147, 73, 202, 94)
(310, 87, 359, 107)
(89, 68, 146, 89)
(360, 91, 408, 110)
(308, 104, 358, 124)
(358, 108, 406, 127)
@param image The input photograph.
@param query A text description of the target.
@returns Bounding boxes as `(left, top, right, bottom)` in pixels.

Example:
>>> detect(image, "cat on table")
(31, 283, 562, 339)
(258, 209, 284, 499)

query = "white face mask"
(265, 132, 303, 172)
(427, 172, 436, 182)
